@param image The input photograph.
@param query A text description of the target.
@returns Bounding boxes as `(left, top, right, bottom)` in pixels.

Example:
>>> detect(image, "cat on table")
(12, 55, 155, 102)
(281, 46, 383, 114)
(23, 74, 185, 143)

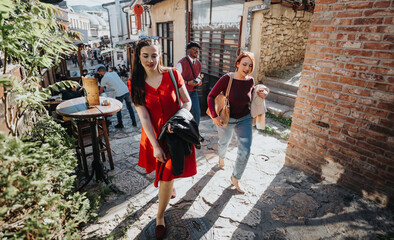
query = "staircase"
(263, 73, 301, 119)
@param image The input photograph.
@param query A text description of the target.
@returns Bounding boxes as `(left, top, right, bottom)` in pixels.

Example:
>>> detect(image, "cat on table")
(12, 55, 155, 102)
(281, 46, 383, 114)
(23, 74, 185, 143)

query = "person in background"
(207, 51, 267, 194)
(176, 42, 202, 125)
(98, 67, 137, 128)
(130, 39, 196, 240)
(82, 69, 88, 77)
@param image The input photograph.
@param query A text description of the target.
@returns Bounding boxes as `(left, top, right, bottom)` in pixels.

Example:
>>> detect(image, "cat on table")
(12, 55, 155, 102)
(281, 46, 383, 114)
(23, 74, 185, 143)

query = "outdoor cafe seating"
(71, 118, 114, 177)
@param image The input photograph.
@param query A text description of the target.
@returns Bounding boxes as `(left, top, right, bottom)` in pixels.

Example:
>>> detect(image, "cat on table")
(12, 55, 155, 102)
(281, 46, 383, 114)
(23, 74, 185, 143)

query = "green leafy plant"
(0, 0, 80, 136)
(0, 1, 96, 239)
(266, 111, 292, 127)
(0, 116, 91, 239)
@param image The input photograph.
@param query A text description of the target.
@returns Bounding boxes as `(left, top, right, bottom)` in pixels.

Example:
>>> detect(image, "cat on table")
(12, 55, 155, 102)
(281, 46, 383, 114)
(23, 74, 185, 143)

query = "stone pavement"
(79, 102, 394, 239)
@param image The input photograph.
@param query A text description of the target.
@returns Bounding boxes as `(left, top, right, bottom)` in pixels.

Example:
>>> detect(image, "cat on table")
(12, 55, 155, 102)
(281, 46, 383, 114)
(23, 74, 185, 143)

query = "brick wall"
(285, 0, 394, 207)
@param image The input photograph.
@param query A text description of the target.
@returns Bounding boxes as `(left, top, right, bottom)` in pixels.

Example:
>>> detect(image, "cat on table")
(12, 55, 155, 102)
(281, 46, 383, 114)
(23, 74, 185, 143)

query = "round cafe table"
(56, 96, 122, 190)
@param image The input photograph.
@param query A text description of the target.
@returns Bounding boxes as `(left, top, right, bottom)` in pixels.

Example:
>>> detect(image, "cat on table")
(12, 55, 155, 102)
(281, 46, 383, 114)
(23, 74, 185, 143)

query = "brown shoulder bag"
(206, 73, 234, 126)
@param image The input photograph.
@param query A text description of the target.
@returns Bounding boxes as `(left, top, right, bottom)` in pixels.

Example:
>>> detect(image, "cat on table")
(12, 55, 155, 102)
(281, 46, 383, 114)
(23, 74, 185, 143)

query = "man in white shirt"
(98, 67, 137, 128)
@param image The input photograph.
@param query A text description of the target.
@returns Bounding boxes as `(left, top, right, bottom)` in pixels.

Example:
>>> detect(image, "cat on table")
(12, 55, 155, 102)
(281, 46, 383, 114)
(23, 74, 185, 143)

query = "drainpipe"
(102, 5, 113, 48)
(245, 0, 270, 51)
(185, 0, 188, 50)
(122, 5, 130, 39)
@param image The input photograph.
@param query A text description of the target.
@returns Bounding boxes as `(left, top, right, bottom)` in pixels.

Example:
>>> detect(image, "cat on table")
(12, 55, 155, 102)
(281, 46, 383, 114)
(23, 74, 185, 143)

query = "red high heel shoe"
(155, 224, 167, 240)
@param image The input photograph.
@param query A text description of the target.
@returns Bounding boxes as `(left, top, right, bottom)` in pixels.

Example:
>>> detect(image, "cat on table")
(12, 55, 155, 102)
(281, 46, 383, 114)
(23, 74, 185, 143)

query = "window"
(157, 22, 174, 67)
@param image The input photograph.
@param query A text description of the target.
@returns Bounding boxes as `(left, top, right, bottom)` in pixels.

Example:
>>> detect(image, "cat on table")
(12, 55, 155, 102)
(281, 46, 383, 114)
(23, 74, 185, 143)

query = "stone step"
(265, 99, 293, 119)
(263, 77, 300, 93)
(266, 86, 297, 108)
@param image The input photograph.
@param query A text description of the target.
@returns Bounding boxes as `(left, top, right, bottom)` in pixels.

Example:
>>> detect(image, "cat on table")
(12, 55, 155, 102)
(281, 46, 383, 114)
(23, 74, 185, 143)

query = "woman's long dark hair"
(130, 38, 166, 106)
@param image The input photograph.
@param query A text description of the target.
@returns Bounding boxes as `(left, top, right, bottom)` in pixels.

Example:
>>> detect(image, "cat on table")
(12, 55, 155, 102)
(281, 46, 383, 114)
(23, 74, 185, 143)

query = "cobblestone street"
(79, 102, 394, 239)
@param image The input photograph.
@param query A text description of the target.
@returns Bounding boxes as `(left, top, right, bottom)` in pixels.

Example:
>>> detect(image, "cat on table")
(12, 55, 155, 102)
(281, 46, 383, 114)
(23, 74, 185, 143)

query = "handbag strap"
(168, 68, 182, 109)
(225, 73, 234, 98)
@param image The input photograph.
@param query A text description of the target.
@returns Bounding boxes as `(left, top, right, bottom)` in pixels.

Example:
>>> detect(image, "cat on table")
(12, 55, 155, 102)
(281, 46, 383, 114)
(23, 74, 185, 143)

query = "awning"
(100, 48, 120, 56)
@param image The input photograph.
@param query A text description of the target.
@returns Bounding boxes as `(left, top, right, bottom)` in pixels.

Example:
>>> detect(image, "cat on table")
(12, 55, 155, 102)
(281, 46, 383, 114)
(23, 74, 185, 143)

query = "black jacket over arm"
(158, 108, 201, 176)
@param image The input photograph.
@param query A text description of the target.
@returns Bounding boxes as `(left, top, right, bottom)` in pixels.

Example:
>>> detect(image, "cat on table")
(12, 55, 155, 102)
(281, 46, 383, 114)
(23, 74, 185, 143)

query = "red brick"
(310, 26, 325, 32)
(303, 58, 316, 64)
(303, 64, 322, 72)
(360, 129, 387, 141)
(316, 60, 336, 68)
(309, 32, 330, 39)
(317, 95, 337, 105)
(332, 68, 357, 77)
(336, 41, 362, 48)
(329, 3, 344, 10)
(337, 26, 364, 32)
(364, 42, 393, 50)
(365, 107, 388, 117)
(357, 141, 385, 155)
(337, 11, 363, 18)
(320, 81, 343, 91)
(358, 72, 384, 81)
(314, 5, 327, 12)
(369, 123, 392, 136)
(343, 86, 371, 96)
(292, 123, 307, 133)
(370, 67, 392, 75)
(339, 94, 358, 103)
(382, 60, 394, 67)
(305, 52, 324, 59)
(358, 34, 382, 41)
(339, 77, 366, 87)
(346, 2, 373, 9)
(374, 1, 391, 8)
(305, 99, 326, 109)
(383, 35, 394, 42)
(345, 64, 369, 71)
(384, 17, 394, 25)
(307, 39, 329, 46)
(364, 9, 394, 17)
(365, 25, 394, 33)
(380, 119, 393, 128)
(324, 54, 334, 60)
(344, 49, 373, 57)
(329, 118, 345, 127)
(316, 88, 332, 97)
(306, 45, 322, 52)
(377, 102, 394, 111)
(373, 51, 394, 59)
(316, 73, 338, 82)
(339, 102, 363, 111)
(353, 57, 379, 65)
(325, 26, 337, 32)
(358, 98, 377, 107)
(332, 18, 353, 26)
(354, 18, 384, 25)
(312, 19, 333, 26)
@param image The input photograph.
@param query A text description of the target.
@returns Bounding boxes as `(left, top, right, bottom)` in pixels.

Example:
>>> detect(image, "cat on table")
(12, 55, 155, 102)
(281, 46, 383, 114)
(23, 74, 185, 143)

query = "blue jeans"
(217, 114, 252, 180)
(189, 91, 200, 125)
(115, 92, 136, 125)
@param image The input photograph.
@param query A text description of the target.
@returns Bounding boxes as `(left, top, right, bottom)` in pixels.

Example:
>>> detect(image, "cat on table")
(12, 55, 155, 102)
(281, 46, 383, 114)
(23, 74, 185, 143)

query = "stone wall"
(258, 5, 313, 76)
(285, 0, 394, 207)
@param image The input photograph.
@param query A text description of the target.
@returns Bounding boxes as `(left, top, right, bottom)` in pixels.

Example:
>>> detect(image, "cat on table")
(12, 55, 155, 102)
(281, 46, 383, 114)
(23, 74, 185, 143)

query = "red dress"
(138, 69, 197, 187)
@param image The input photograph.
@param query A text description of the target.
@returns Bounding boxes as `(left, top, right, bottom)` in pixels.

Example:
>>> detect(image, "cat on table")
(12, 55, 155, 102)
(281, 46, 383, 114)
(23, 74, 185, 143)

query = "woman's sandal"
(218, 158, 225, 170)
(171, 187, 176, 199)
(231, 175, 245, 194)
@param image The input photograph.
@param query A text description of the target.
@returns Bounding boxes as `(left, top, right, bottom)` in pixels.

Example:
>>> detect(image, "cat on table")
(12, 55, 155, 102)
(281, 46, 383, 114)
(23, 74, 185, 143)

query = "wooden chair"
(71, 118, 114, 176)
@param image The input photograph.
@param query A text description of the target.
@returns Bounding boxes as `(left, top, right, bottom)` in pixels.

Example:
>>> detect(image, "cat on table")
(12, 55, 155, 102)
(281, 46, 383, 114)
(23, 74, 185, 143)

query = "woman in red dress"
(130, 38, 197, 239)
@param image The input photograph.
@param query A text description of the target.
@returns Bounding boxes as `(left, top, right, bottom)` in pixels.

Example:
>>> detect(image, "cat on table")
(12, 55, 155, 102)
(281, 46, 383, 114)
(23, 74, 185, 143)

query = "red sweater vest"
(179, 57, 202, 92)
